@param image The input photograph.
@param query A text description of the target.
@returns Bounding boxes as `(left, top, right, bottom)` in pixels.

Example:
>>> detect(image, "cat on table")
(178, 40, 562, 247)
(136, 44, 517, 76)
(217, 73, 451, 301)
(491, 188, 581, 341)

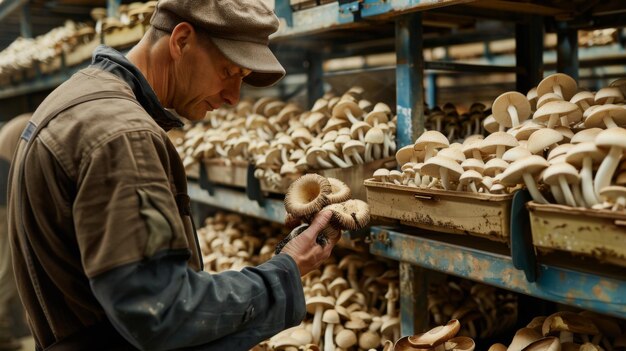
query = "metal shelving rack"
(1, 0, 625, 337)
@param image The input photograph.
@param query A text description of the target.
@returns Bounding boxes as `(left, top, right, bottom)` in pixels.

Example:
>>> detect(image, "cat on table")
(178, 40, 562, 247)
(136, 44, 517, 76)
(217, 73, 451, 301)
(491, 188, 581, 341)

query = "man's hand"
(281, 211, 338, 276)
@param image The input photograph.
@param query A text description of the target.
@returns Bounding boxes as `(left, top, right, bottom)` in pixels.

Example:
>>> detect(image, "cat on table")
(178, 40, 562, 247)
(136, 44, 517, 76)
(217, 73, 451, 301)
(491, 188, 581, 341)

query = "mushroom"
(566, 142, 606, 206)
(381, 317, 401, 344)
(322, 142, 350, 168)
(570, 91, 595, 111)
(324, 199, 371, 233)
(509, 328, 544, 351)
(600, 186, 626, 211)
(571, 128, 603, 144)
(584, 104, 626, 129)
(595, 87, 624, 105)
(521, 337, 561, 351)
(527, 128, 564, 156)
(326, 178, 352, 205)
(459, 170, 482, 193)
(542, 311, 599, 344)
(307, 296, 335, 345)
(484, 158, 509, 177)
(365, 103, 392, 126)
(501, 155, 550, 203)
(364, 127, 385, 162)
(533, 101, 582, 129)
(322, 309, 340, 351)
(489, 344, 509, 351)
(527, 87, 539, 110)
(536, 93, 563, 109)
(284, 174, 332, 217)
(536, 73, 578, 100)
(351, 121, 372, 143)
(594, 128, 626, 198)
(333, 98, 363, 124)
(415, 131, 450, 161)
(335, 329, 358, 350)
(422, 155, 464, 190)
(306, 147, 334, 169)
(343, 140, 366, 166)
(492, 91, 532, 128)
(462, 139, 484, 162)
(359, 330, 381, 350)
(408, 320, 461, 351)
(373, 168, 390, 183)
(389, 170, 403, 185)
(503, 146, 532, 163)
(542, 163, 580, 207)
(484, 115, 500, 134)
(445, 336, 476, 351)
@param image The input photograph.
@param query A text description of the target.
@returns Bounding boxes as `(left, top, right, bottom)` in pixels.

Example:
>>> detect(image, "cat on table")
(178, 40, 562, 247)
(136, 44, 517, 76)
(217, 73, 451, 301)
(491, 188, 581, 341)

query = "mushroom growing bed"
(196, 211, 400, 351)
(172, 87, 398, 200)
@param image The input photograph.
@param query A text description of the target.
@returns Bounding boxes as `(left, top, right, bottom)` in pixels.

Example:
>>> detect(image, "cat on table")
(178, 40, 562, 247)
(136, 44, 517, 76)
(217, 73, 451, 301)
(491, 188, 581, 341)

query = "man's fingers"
(299, 211, 332, 241)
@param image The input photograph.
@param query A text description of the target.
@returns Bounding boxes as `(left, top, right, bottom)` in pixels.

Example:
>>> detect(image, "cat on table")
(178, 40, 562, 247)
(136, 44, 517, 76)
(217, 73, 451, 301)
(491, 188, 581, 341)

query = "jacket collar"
(90, 45, 184, 131)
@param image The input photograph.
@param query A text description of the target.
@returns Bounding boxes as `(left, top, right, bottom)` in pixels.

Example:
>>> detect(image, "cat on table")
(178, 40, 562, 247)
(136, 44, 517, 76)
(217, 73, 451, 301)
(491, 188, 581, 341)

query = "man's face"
(171, 37, 251, 121)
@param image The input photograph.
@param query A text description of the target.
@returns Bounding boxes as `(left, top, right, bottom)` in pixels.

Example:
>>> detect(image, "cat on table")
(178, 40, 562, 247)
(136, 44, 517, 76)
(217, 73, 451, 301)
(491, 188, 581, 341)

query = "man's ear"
(169, 22, 195, 61)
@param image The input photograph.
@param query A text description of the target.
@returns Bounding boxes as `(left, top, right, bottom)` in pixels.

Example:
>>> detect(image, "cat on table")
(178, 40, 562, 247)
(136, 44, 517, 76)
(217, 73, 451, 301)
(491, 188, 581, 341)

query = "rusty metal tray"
(365, 180, 514, 242)
(528, 202, 626, 267)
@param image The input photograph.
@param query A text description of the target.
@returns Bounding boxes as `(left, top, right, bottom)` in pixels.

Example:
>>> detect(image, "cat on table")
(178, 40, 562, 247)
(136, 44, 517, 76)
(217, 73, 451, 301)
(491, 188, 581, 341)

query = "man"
(8, 1, 337, 350)
(0, 114, 31, 351)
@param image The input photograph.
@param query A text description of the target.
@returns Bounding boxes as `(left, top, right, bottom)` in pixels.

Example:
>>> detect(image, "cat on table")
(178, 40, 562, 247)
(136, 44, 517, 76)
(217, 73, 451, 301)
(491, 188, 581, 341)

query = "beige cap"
(150, 0, 285, 87)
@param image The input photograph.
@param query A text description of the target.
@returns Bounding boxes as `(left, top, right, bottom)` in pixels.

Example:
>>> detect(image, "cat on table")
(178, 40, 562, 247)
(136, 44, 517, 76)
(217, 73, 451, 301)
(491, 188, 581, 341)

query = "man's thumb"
(301, 210, 333, 239)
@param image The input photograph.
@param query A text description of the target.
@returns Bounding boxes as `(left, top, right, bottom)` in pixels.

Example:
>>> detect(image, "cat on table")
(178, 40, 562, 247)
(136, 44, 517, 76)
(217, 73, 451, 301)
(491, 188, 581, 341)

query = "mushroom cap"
(501, 155, 549, 186)
(350, 121, 372, 138)
(481, 132, 519, 155)
(323, 199, 371, 231)
(537, 73, 578, 100)
(599, 185, 626, 202)
(595, 127, 626, 150)
(422, 156, 464, 181)
(570, 91, 595, 106)
(571, 128, 603, 144)
(542, 311, 599, 336)
(292, 127, 313, 143)
(345, 318, 367, 330)
(584, 104, 626, 128)
(381, 316, 401, 335)
(513, 121, 544, 141)
(527, 128, 564, 154)
(359, 331, 381, 350)
(527, 316, 548, 332)
(542, 162, 579, 185)
(462, 158, 485, 173)
(462, 139, 483, 157)
(327, 178, 352, 204)
(272, 337, 300, 350)
(483, 115, 500, 134)
(335, 329, 357, 348)
(328, 277, 348, 296)
(491, 183, 506, 193)
(396, 145, 417, 165)
(415, 130, 450, 151)
(306, 147, 329, 165)
(343, 140, 366, 155)
(373, 168, 390, 180)
(365, 109, 391, 126)
(305, 295, 335, 314)
(445, 336, 476, 351)
(460, 170, 483, 184)
(533, 101, 581, 126)
(492, 91, 532, 127)
(537, 93, 564, 109)
(509, 327, 543, 351)
(389, 170, 403, 182)
(333, 98, 363, 120)
(484, 158, 509, 176)
(280, 162, 299, 176)
(521, 337, 561, 351)
(323, 117, 350, 133)
(488, 344, 508, 351)
(322, 309, 340, 324)
(284, 174, 332, 217)
(336, 288, 356, 306)
(595, 87, 624, 104)
(291, 328, 313, 345)
(565, 142, 606, 167)
(364, 127, 385, 144)
(264, 101, 286, 116)
(503, 146, 532, 163)
(408, 319, 461, 348)
(547, 143, 574, 161)
(579, 343, 602, 351)
(438, 147, 467, 162)
(395, 336, 425, 351)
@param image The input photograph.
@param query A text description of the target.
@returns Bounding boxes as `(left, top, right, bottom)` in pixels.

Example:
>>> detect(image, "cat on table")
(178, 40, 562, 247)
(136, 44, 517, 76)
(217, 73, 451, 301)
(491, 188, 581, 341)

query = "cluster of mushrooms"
(173, 87, 397, 189)
(91, 1, 157, 49)
(425, 102, 489, 143)
(281, 174, 370, 249)
(196, 212, 287, 273)
(428, 279, 517, 340)
(258, 255, 400, 351)
(371, 74, 626, 212)
(487, 311, 626, 351)
(395, 319, 476, 351)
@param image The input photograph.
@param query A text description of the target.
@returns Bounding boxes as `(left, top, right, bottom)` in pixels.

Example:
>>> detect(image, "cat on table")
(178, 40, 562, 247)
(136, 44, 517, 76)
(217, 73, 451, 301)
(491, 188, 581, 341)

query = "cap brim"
(210, 37, 285, 88)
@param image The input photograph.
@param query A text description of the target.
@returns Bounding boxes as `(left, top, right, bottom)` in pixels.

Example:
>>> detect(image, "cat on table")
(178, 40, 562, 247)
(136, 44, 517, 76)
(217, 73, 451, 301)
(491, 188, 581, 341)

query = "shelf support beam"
(399, 263, 429, 336)
(515, 15, 544, 93)
(556, 22, 579, 81)
(19, 3, 32, 38)
(107, 0, 121, 18)
(395, 13, 424, 148)
(306, 51, 324, 109)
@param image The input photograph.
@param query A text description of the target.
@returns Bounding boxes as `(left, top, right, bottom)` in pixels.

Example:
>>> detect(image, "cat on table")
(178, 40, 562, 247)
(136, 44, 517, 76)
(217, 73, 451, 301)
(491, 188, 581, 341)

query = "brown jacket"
(8, 66, 202, 348)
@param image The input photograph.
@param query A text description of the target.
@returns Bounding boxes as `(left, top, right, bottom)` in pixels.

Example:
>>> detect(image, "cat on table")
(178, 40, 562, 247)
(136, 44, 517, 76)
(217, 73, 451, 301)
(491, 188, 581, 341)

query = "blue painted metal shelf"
(370, 226, 626, 319)
(0, 0, 27, 23)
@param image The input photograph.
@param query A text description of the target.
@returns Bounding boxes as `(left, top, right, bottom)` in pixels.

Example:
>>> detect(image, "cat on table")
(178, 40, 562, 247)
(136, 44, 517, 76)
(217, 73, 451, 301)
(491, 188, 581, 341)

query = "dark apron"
(16, 91, 139, 351)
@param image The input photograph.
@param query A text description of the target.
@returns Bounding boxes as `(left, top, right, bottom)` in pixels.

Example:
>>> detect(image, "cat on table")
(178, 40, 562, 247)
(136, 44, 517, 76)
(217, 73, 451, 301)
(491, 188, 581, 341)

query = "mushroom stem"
(523, 172, 549, 204)
(421, 175, 430, 188)
(499, 124, 506, 132)
(425, 146, 437, 161)
(580, 100, 590, 110)
(607, 97, 615, 104)
(328, 153, 350, 168)
(298, 141, 308, 149)
(581, 157, 600, 206)
(436, 118, 442, 132)
(553, 84, 564, 99)
(346, 109, 361, 124)
(358, 130, 365, 142)
(373, 144, 382, 160)
(447, 128, 455, 141)
(594, 146, 622, 198)
(547, 114, 559, 128)
(324, 324, 335, 351)
(312, 306, 324, 344)
(603, 116, 618, 128)
(550, 185, 566, 205)
(281, 148, 290, 164)
(572, 185, 587, 208)
(439, 168, 450, 190)
(342, 154, 354, 167)
(352, 151, 364, 165)
(216, 144, 228, 158)
(559, 176, 577, 207)
(365, 144, 374, 163)
(256, 127, 270, 140)
(507, 105, 520, 128)
(472, 150, 483, 162)
(474, 118, 481, 135)
(456, 182, 464, 191)
(316, 156, 334, 169)
(469, 182, 478, 193)
(434, 344, 446, 351)
(414, 173, 421, 185)
(612, 196, 626, 211)
(383, 135, 392, 158)
(496, 145, 506, 159)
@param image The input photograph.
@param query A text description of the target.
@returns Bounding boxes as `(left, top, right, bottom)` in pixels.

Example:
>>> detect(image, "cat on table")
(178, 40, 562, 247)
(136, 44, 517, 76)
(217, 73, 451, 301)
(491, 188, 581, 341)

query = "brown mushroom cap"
(542, 311, 600, 337)
(537, 73, 578, 100)
(285, 174, 332, 217)
(527, 317, 548, 332)
(408, 319, 461, 348)
(578, 311, 622, 339)
(492, 91, 532, 128)
(327, 178, 352, 204)
(445, 336, 476, 351)
(323, 199, 371, 231)
(509, 328, 544, 351)
(488, 343, 508, 351)
(521, 337, 561, 351)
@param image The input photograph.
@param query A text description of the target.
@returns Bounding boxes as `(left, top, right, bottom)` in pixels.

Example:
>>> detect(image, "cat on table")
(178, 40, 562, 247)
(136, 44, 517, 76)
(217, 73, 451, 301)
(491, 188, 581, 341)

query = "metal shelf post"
(395, 13, 425, 148)
(556, 22, 579, 81)
(515, 15, 544, 93)
(107, 0, 121, 18)
(307, 51, 324, 108)
(19, 3, 32, 39)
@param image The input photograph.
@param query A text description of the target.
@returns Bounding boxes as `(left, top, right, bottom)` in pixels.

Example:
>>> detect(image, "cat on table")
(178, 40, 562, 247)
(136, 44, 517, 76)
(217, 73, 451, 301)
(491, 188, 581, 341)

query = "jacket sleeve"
(90, 252, 306, 351)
